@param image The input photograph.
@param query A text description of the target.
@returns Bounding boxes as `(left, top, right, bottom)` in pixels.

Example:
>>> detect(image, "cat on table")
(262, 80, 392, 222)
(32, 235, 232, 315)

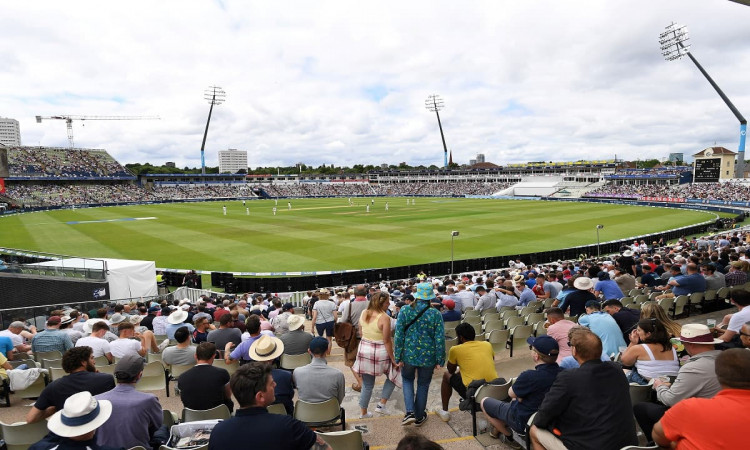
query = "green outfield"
(0, 198, 716, 272)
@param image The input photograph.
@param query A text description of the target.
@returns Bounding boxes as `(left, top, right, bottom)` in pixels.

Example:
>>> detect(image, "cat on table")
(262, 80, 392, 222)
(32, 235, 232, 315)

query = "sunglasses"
(740, 331, 750, 338)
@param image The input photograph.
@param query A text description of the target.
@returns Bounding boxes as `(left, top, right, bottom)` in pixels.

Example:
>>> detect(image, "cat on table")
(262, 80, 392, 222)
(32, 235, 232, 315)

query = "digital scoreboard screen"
(694, 158, 720, 182)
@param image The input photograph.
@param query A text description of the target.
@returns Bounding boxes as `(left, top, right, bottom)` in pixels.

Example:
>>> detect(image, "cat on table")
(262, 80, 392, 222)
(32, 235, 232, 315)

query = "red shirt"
(660, 389, 749, 449)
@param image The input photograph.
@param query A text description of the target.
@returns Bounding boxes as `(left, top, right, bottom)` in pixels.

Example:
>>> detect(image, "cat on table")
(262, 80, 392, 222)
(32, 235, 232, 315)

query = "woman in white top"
(621, 318, 680, 385)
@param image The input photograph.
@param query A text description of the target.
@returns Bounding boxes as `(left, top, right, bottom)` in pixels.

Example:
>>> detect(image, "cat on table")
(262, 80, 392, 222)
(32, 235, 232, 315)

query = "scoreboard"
(694, 158, 720, 183)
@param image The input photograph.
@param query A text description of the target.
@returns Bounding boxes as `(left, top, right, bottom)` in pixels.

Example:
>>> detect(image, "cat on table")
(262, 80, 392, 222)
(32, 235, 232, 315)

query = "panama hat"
(678, 324, 723, 345)
(573, 277, 594, 291)
(167, 309, 188, 325)
(109, 313, 127, 325)
(286, 314, 304, 331)
(128, 314, 144, 325)
(47, 391, 112, 437)
(83, 319, 107, 334)
(249, 335, 285, 361)
(622, 250, 634, 257)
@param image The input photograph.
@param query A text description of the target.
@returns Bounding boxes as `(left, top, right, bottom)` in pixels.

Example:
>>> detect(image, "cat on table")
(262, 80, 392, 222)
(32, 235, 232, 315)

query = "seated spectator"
(593, 271, 624, 300)
(208, 314, 242, 352)
(482, 336, 562, 448)
(434, 322, 497, 423)
(638, 264, 660, 288)
(621, 318, 680, 385)
(293, 337, 345, 405)
(225, 315, 265, 365)
(192, 316, 215, 344)
(602, 299, 640, 343)
(633, 323, 722, 443)
(26, 347, 115, 423)
(715, 289, 750, 344)
(0, 321, 33, 353)
(555, 277, 596, 317)
(178, 342, 233, 413)
(544, 308, 575, 362)
(166, 310, 195, 340)
(207, 362, 328, 449)
(270, 303, 295, 336)
(441, 299, 461, 322)
(655, 263, 706, 300)
(162, 327, 196, 366)
(530, 328, 637, 450)
(109, 322, 168, 359)
(494, 280, 519, 310)
(701, 263, 726, 291)
(279, 315, 313, 356)
(474, 285, 496, 312)
(578, 301, 627, 358)
(95, 354, 166, 449)
(640, 301, 682, 338)
(75, 321, 113, 364)
(32, 316, 73, 354)
(653, 348, 749, 448)
(725, 260, 748, 287)
(29, 391, 116, 450)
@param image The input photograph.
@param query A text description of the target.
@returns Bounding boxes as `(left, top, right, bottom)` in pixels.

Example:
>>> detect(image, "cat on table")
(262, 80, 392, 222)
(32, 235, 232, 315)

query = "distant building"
(668, 152, 683, 163)
(469, 159, 477, 166)
(476, 153, 485, 163)
(165, 161, 176, 168)
(0, 118, 21, 146)
(692, 147, 736, 182)
(218, 149, 248, 174)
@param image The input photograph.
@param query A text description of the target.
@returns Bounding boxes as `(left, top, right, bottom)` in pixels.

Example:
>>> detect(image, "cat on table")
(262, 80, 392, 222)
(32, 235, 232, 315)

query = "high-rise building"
(0, 118, 21, 146)
(218, 149, 248, 174)
(476, 153, 485, 163)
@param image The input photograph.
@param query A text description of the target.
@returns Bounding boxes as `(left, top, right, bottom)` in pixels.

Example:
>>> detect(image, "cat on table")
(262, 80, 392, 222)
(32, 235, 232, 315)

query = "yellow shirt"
(0, 353, 7, 379)
(448, 340, 497, 386)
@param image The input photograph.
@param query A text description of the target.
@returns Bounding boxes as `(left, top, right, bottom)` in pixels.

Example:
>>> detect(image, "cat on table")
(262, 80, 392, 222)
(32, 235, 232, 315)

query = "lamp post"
(451, 230, 459, 275)
(596, 224, 604, 258)
(659, 22, 747, 178)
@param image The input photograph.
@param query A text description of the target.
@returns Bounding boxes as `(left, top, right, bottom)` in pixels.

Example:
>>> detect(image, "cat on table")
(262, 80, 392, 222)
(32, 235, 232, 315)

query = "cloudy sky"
(3, 1, 749, 169)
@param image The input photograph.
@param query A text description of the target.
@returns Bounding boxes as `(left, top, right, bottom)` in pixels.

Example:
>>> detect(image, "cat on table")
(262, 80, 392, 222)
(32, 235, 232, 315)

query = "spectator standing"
(311, 288, 338, 352)
(394, 282, 445, 427)
(340, 285, 369, 392)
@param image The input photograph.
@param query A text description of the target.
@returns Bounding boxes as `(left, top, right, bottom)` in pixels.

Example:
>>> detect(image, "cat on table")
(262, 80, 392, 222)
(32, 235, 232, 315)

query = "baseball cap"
(47, 316, 61, 326)
(526, 335, 559, 357)
(282, 303, 294, 311)
(585, 300, 601, 309)
(442, 299, 456, 310)
(148, 306, 160, 313)
(114, 353, 144, 381)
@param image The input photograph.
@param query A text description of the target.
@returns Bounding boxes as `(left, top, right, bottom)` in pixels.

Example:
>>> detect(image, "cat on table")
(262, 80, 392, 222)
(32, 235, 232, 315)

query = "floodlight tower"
(425, 94, 450, 168)
(200, 86, 226, 175)
(659, 22, 747, 178)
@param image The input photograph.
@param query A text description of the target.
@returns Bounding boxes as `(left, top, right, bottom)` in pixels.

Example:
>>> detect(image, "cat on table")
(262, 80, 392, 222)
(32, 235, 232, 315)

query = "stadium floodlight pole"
(596, 224, 604, 258)
(451, 230, 459, 274)
(425, 95, 450, 169)
(200, 86, 226, 175)
(659, 22, 747, 178)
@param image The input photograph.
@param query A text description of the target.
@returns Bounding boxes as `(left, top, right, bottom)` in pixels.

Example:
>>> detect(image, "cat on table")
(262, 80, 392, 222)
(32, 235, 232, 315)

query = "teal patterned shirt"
(394, 300, 445, 367)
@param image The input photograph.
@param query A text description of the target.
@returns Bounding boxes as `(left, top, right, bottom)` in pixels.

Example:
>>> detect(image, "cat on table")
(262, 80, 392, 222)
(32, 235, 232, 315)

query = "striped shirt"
(31, 329, 73, 353)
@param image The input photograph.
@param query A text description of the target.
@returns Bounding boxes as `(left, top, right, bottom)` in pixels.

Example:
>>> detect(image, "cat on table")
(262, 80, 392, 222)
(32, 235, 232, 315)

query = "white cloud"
(2, 0, 749, 168)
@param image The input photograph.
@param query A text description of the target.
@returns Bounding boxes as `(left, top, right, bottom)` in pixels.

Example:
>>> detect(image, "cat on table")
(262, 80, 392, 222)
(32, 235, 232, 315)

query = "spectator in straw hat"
(249, 335, 295, 415)
(30, 391, 117, 450)
(555, 277, 596, 317)
(279, 314, 313, 356)
(653, 348, 750, 449)
(633, 323, 722, 443)
(166, 309, 194, 340)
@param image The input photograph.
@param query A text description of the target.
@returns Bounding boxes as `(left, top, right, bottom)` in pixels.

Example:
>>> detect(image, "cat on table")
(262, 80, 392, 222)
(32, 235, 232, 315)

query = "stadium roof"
(693, 146, 736, 157)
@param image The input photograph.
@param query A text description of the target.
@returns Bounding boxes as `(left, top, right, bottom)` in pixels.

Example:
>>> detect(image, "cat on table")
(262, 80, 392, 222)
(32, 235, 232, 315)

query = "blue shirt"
(0, 337, 13, 357)
(230, 334, 262, 361)
(166, 322, 195, 340)
(518, 288, 536, 307)
(208, 407, 316, 450)
(671, 273, 707, 296)
(442, 310, 462, 322)
(509, 363, 563, 431)
(594, 279, 624, 300)
(578, 311, 627, 357)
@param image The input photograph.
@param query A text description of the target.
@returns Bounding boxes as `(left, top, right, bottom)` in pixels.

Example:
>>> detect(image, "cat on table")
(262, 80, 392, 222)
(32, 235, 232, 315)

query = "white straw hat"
(47, 391, 112, 437)
(167, 309, 188, 325)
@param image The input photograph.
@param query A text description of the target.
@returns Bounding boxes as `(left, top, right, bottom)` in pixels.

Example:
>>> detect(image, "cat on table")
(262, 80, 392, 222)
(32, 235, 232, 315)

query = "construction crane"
(35, 115, 160, 148)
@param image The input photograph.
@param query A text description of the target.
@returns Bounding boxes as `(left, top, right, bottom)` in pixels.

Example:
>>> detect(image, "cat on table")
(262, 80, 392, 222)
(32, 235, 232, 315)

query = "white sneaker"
(433, 407, 451, 422)
(158, 339, 170, 352)
(375, 404, 388, 415)
(359, 412, 373, 419)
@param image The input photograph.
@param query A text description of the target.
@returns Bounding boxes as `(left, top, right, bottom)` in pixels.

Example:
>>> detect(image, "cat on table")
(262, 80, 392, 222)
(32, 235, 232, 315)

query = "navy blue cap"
(526, 335, 559, 357)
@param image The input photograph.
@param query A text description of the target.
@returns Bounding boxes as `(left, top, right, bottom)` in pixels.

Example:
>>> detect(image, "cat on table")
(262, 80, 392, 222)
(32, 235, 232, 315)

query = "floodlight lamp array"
(204, 86, 227, 105)
(425, 94, 444, 112)
(659, 23, 690, 61)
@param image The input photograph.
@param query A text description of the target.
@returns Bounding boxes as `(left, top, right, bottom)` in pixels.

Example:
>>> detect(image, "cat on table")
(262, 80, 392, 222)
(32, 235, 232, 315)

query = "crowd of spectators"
(584, 183, 677, 199)
(7, 147, 133, 179)
(5, 225, 750, 448)
(677, 182, 750, 201)
(585, 180, 750, 203)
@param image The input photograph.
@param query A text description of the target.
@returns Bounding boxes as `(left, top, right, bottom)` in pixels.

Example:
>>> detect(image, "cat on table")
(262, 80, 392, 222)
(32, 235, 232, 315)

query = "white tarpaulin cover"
(31, 258, 157, 300)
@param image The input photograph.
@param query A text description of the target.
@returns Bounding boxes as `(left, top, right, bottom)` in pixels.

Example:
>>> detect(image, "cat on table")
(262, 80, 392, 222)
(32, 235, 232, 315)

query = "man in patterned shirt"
(394, 281, 445, 427)
(31, 316, 73, 354)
